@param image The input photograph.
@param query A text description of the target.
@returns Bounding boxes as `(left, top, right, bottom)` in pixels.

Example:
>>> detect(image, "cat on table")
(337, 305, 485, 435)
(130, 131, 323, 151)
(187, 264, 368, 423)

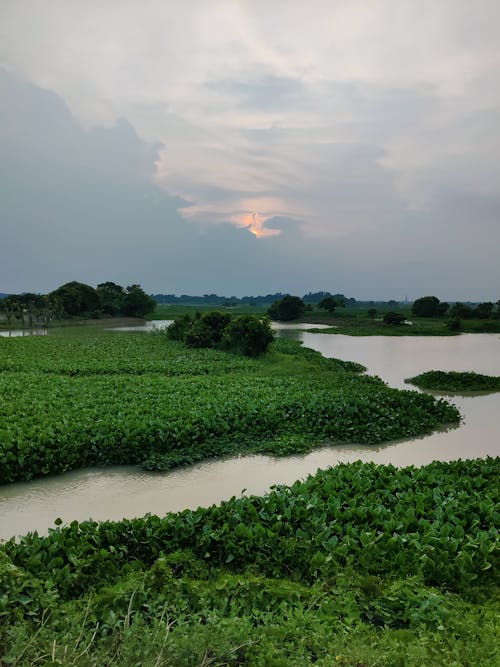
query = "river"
(0, 330, 499, 540)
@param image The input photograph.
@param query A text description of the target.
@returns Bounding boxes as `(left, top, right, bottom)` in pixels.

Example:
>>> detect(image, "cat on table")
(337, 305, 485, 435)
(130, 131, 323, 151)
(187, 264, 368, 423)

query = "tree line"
(0, 281, 156, 328)
(411, 296, 500, 320)
(152, 291, 356, 307)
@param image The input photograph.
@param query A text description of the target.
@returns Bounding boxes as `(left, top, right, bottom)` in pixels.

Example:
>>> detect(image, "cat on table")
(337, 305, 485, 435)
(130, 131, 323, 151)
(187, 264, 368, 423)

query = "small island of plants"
(406, 370, 500, 393)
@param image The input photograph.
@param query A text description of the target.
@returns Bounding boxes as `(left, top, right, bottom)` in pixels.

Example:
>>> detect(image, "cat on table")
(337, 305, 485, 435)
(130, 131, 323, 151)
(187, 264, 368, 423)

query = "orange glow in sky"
(238, 212, 281, 238)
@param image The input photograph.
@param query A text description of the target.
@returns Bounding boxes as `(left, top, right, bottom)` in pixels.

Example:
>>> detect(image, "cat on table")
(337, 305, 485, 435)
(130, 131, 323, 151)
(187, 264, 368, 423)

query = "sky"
(1, 0, 499, 300)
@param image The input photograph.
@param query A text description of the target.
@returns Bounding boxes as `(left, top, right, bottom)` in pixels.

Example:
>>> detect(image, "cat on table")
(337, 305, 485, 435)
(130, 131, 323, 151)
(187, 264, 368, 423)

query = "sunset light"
(239, 212, 281, 238)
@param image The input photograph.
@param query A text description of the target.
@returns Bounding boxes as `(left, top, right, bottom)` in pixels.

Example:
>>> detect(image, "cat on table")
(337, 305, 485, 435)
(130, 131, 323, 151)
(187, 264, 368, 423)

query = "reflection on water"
(106, 319, 173, 332)
(1, 331, 499, 539)
(0, 329, 47, 337)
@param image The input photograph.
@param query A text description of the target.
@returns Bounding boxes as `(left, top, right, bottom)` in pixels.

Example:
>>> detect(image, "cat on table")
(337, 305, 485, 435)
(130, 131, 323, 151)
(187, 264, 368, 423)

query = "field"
(0, 328, 460, 483)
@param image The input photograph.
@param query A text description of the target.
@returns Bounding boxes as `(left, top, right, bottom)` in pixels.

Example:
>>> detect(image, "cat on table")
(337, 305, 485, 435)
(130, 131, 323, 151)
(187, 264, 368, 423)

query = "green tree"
(412, 296, 449, 318)
(122, 285, 156, 317)
(449, 302, 474, 319)
(267, 295, 306, 321)
(318, 296, 342, 313)
(97, 282, 126, 315)
(49, 281, 100, 317)
(222, 315, 274, 357)
(474, 302, 494, 319)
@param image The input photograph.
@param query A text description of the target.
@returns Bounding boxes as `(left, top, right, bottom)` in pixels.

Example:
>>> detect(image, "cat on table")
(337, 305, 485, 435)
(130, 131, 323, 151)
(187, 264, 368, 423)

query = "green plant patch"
(0, 331, 460, 482)
(406, 370, 500, 393)
(0, 459, 498, 665)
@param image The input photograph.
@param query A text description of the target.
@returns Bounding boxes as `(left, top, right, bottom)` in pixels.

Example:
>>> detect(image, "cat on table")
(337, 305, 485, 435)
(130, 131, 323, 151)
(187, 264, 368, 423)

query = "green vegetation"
(0, 329, 459, 482)
(0, 281, 155, 326)
(307, 318, 456, 336)
(412, 296, 449, 318)
(267, 295, 307, 321)
(318, 295, 344, 314)
(406, 370, 500, 393)
(1, 458, 498, 665)
(147, 302, 268, 320)
(167, 311, 274, 357)
(148, 296, 500, 335)
(382, 311, 406, 326)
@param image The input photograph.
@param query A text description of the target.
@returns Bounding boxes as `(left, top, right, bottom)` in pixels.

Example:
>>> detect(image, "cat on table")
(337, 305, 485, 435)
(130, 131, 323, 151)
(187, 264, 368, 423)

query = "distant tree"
(121, 285, 156, 317)
(97, 282, 126, 315)
(318, 296, 342, 313)
(331, 294, 347, 307)
(302, 291, 332, 304)
(49, 281, 100, 317)
(222, 315, 274, 357)
(367, 308, 377, 318)
(449, 302, 475, 319)
(267, 295, 306, 321)
(474, 302, 494, 319)
(412, 296, 449, 318)
(383, 312, 406, 325)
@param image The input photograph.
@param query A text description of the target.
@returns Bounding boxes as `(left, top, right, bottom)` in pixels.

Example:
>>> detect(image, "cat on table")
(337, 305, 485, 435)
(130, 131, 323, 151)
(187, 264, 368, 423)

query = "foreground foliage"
(0, 331, 460, 482)
(0, 458, 498, 665)
(406, 370, 500, 393)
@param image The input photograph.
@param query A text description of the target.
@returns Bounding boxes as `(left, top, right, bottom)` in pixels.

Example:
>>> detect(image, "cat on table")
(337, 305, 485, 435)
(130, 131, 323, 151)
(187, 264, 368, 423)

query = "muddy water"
(1, 332, 499, 540)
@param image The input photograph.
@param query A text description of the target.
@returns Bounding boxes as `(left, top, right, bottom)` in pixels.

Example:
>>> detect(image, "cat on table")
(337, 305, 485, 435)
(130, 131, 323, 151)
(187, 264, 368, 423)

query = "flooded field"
(1, 330, 499, 539)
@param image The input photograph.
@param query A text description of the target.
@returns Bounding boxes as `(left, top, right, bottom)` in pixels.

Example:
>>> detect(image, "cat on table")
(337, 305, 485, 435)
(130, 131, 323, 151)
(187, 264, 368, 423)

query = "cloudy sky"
(1, 0, 499, 299)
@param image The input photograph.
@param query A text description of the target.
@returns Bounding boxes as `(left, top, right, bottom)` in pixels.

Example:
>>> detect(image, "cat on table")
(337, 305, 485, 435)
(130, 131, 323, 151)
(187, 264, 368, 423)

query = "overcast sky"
(1, 0, 499, 299)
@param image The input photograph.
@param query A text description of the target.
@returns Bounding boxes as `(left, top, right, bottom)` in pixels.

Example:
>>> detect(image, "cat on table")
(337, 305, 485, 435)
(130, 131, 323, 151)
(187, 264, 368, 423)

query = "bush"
(184, 311, 231, 348)
(167, 311, 273, 357)
(166, 314, 193, 341)
(383, 312, 406, 325)
(222, 315, 274, 357)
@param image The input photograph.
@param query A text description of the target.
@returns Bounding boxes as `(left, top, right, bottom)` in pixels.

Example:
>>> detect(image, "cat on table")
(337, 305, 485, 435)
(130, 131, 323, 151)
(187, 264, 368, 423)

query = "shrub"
(383, 312, 406, 325)
(222, 315, 274, 357)
(184, 312, 231, 349)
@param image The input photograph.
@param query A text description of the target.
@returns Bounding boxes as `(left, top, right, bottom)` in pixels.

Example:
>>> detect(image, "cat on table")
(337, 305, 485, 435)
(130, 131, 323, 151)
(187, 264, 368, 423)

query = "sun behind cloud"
(236, 211, 282, 238)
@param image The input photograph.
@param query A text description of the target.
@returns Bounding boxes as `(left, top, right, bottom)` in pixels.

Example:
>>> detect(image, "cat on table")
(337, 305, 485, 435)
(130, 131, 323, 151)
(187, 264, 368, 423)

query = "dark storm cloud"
(0, 71, 326, 296)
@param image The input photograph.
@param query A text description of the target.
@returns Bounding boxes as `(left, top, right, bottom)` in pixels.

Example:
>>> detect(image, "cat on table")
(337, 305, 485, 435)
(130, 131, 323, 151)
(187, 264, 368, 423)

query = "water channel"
(1, 329, 499, 540)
